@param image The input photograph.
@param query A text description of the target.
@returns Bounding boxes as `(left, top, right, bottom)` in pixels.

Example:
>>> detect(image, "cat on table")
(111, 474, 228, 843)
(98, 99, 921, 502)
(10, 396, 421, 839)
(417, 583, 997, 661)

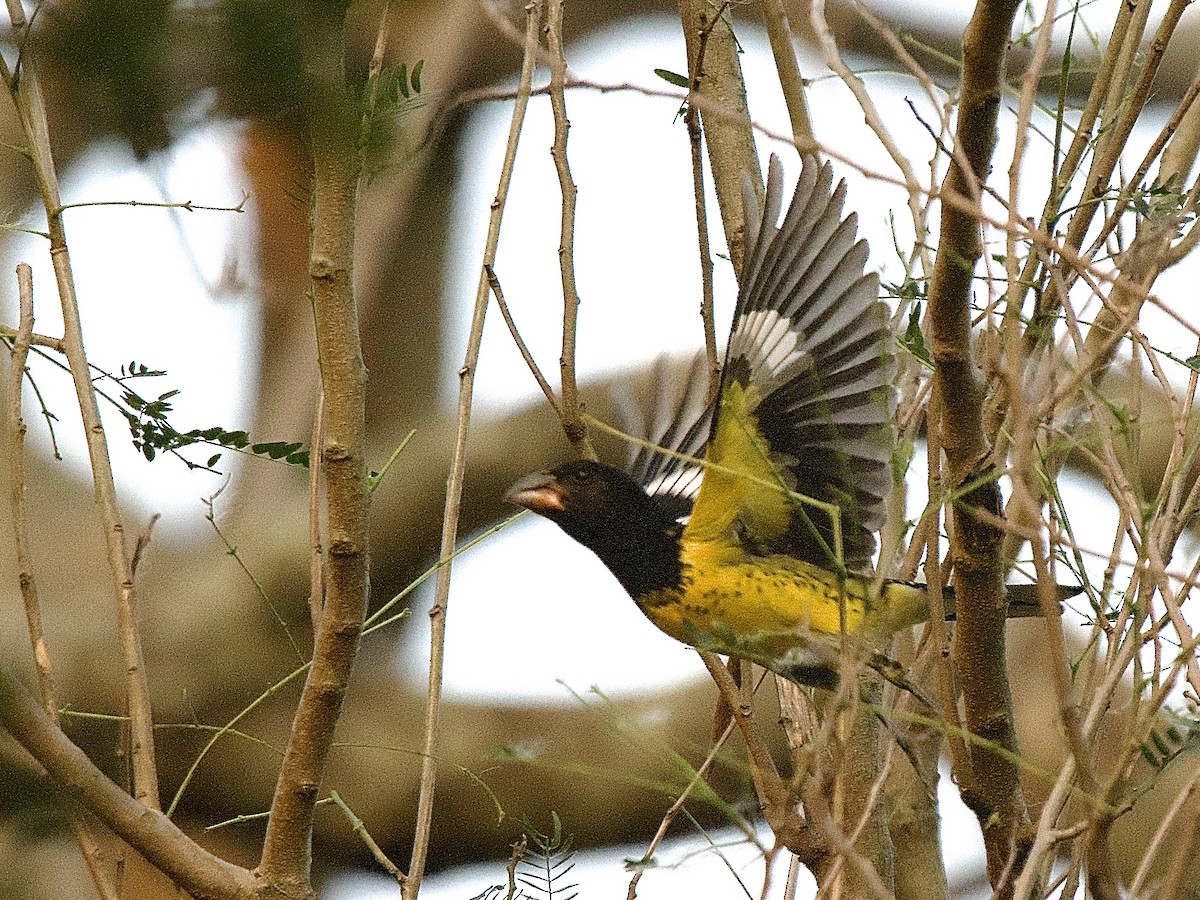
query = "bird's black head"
(506, 460, 682, 598)
(506, 460, 658, 527)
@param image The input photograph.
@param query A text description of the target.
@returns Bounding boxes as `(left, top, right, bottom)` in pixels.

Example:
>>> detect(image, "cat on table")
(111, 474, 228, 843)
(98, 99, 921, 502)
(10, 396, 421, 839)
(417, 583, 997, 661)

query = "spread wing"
(620, 353, 714, 523)
(683, 155, 895, 572)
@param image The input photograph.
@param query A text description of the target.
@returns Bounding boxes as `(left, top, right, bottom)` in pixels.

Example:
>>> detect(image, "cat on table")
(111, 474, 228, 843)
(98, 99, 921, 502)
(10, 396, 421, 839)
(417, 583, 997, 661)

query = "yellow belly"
(636, 539, 930, 665)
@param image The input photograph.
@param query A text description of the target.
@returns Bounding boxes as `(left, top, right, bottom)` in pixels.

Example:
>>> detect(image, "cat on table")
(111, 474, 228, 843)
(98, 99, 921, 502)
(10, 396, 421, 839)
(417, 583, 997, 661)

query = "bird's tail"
(942, 582, 1082, 619)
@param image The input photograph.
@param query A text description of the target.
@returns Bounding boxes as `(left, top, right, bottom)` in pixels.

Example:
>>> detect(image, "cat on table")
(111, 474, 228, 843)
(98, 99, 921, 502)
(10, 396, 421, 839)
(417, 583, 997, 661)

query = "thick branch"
(259, 12, 369, 893)
(0, 666, 254, 900)
(678, 0, 761, 275)
(926, 0, 1032, 891)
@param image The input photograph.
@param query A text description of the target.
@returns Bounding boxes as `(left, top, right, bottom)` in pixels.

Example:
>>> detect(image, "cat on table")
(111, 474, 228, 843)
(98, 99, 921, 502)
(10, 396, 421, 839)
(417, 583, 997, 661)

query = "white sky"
(2, 122, 260, 539)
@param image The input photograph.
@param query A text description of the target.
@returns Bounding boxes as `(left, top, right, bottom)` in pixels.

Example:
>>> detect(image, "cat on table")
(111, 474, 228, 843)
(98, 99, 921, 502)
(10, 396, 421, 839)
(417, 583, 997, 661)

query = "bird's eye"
(568, 467, 593, 485)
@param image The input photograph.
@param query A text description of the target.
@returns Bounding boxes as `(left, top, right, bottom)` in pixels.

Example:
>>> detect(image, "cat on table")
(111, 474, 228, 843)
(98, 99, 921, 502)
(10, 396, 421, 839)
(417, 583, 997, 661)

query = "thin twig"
(626, 715, 738, 900)
(546, 0, 595, 460)
(8, 264, 50, 703)
(0, 666, 254, 896)
(1081, 69, 1200, 263)
(330, 790, 405, 887)
(52, 196, 248, 215)
(1031, 0, 1191, 334)
(202, 493, 306, 666)
(852, 0, 946, 285)
(403, 5, 545, 898)
(486, 264, 561, 416)
(1, 1, 160, 811)
(1017, 0, 1131, 343)
(1155, 810, 1200, 900)
(811, 0, 929, 273)
(129, 513, 160, 581)
(698, 653, 823, 866)
(430, 72, 1196, 347)
(7, 265, 120, 900)
(1128, 764, 1200, 895)
(1001, 7, 1102, 843)
(424, 74, 1197, 323)
(308, 390, 326, 632)
(682, 3, 722, 400)
(366, 428, 417, 494)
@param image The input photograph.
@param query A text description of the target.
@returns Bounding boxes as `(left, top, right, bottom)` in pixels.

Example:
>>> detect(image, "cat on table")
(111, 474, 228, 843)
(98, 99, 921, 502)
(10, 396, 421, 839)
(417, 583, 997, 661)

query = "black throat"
(564, 516, 684, 600)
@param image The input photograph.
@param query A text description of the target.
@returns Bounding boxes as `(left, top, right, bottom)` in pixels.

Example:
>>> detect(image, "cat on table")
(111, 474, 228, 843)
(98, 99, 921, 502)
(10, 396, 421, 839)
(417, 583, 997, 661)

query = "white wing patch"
(732, 308, 815, 391)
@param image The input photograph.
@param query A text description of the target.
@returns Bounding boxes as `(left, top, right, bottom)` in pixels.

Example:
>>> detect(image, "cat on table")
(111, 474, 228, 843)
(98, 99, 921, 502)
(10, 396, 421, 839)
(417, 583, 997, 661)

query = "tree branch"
(926, 0, 1032, 891)
(2, 0, 161, 811)
(0, 666, 254, 900)
(546, 0, 596, 460)
(405, 4, 545, 898)
(678, 0, 761, 275)
(259, 8, 369, 892)
(7, 263, 119, 900)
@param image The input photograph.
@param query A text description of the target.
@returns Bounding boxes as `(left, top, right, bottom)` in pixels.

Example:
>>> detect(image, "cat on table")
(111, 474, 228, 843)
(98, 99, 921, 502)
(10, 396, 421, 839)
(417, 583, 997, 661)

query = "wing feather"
(621, 353, 714, 523)
(686, 155, 896, 570)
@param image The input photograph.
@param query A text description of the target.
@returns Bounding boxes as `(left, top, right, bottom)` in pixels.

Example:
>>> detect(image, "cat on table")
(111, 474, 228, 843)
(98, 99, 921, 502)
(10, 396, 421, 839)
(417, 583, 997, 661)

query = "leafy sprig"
(361, 59, 425, 173)
(111, 359, 309, 470)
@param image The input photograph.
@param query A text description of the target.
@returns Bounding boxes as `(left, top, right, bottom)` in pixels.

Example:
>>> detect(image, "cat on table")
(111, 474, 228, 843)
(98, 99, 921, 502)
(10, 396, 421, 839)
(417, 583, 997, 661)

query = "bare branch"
(0, 666, 254, 900)
(546, 0, 595, 459)
(259, 8, 370, 889)
(2, 0, 160, 812)
(405, 4, 545, 898)
(698, 652, 824, 867)
(678, 0, 762, 274)
(762, 0, 814, 152)
(926, 0, 1033, 890)
(7, 264, 121, 900)
(487, 264, 561, 416)
(682, 4, 723, 398)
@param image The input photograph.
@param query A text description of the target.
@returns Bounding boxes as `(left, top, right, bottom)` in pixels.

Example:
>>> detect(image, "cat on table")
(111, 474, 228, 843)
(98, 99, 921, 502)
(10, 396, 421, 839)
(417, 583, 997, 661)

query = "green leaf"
(251, 440, 302, 460)
(411, 58, 423, 93)
(899, 301, 933, 367)
(653, 67, 689, 88)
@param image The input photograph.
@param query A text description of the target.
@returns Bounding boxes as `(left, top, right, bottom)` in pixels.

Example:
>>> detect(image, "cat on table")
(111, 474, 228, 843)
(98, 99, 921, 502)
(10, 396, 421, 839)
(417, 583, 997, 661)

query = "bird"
(507, 155, 1071, 689)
